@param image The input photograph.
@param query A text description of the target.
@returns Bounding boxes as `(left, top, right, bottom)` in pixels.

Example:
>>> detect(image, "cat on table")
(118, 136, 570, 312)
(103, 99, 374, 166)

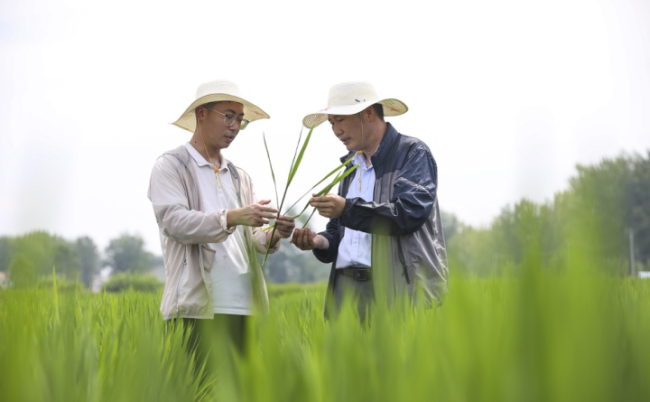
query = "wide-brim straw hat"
(302, 81, 408, 128)
(172, 80, 270, 133)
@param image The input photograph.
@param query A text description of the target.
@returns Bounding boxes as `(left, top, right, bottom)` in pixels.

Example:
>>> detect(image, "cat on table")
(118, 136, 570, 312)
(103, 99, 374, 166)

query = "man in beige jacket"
(148, 80, 294, 360)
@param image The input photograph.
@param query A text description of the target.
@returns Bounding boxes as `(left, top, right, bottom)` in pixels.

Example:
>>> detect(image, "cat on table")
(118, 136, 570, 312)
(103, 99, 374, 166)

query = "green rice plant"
(1, 270, 649, 401)
(280, 156, 359, 227)
(261, 126, 358, 265)
(261, 126, 313, 266)
(230, 272, 650, 402)
(102, 272, 164, 293)
(0, 287, 208, 402)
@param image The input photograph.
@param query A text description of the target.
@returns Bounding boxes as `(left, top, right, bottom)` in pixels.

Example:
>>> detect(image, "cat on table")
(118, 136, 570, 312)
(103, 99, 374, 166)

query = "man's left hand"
(310, 194, 346, 218)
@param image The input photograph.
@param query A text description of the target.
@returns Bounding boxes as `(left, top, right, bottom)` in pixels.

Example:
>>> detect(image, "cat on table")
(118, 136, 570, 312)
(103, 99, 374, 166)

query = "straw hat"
(172, 80, 270, 133)
(302, 81, 408, 128)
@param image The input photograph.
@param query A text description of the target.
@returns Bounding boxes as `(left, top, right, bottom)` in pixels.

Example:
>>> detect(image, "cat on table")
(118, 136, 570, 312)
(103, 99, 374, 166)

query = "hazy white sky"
(1, 0, 649, 253)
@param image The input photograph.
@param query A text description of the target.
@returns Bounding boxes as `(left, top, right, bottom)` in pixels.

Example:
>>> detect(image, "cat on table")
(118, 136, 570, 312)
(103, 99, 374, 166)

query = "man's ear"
(195, 106, 207, 121)
(364, 106, 376, 122)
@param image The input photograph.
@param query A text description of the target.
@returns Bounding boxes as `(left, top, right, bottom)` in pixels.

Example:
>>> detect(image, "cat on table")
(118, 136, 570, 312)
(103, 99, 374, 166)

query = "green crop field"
(1, 269, 649, 402)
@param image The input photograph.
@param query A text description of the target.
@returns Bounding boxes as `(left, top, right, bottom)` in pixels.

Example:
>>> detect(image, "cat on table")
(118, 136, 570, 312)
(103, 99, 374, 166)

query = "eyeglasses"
(207, 108, 250, 130)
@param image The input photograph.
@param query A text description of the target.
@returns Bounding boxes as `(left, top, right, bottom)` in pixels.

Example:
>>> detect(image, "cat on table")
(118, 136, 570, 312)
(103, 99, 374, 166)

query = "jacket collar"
(338, 122, 399, 170)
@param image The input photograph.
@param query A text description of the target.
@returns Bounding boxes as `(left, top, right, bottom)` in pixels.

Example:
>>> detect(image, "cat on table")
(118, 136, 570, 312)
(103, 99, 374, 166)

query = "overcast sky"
(1, 0, 649, 254)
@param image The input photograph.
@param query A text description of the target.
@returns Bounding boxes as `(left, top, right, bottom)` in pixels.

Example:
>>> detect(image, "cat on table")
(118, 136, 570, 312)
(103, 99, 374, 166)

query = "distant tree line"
(446, 151, 650, 276)
(0, 232, 159, 288)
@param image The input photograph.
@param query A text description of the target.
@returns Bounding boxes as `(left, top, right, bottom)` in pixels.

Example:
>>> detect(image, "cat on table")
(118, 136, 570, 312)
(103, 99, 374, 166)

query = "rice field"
(1, 268, 649, 402)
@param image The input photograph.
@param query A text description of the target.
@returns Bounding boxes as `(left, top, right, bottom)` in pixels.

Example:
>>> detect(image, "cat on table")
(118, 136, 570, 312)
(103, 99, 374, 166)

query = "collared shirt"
(335, 152, 374, 269)
(184, 143, 253, 315)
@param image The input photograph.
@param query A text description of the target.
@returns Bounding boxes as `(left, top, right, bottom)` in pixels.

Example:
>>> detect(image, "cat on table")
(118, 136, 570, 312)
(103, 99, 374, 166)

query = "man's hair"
(199, 101, 222, 112)
(195, 101, 222, 123)
(371, 103, 385, 121)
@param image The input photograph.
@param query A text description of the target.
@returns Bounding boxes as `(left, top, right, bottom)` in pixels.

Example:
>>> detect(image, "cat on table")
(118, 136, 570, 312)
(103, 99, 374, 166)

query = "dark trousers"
(331, 269, 375, 324)
(179, 314, 249, 377)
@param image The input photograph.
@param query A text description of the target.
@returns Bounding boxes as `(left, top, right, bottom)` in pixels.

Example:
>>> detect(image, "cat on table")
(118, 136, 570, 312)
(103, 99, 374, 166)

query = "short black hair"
(371, 103, 385, 121)
(200, 101, 222, 111)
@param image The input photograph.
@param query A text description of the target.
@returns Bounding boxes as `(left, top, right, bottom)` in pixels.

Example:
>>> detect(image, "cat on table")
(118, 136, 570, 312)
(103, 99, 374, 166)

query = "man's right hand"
(227, 199, 278, 228)
(290, 228, 329, 251)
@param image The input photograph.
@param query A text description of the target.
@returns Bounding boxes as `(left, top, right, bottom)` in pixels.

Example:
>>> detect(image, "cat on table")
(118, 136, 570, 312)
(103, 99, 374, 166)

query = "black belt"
(338, 266, 372, 281)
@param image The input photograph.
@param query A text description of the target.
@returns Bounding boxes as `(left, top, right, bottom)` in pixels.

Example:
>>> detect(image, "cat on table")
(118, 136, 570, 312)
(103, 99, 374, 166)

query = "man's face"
(328, 113, 363, 152)
(201, 101, 245, 150)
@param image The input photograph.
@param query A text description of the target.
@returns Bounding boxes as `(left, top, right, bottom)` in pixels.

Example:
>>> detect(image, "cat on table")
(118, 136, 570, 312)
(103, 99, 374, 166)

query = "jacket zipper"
(397, 238, 410, 285)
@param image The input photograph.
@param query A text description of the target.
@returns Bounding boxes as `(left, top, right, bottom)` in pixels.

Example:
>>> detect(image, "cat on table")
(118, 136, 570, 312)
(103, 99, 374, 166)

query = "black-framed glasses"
(208, 108, 250, 130)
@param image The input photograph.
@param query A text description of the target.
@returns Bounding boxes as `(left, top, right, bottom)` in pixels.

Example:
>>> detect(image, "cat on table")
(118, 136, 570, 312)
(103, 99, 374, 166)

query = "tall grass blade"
(282, 153, 356, 216)
(262, 155, 358, 233)
(52, 265, 59, 322)
(289, 163, 358, 222)
(301, 208, 318, 228)
(286, 125, 314, 187)
(263, 132, 280, 209)
(263, 125, 314, 266)
(313, 162, 358, 197)
(293, 164, 358, 227)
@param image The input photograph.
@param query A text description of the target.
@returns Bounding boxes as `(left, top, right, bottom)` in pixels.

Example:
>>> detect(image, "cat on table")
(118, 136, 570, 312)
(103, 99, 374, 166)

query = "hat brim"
(172, 94, 270, 133)
(302, 98, 408, 128)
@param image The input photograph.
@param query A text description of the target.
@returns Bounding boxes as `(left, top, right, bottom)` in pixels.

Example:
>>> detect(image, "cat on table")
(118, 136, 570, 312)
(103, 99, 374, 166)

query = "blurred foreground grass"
(1, 272, 649, 402)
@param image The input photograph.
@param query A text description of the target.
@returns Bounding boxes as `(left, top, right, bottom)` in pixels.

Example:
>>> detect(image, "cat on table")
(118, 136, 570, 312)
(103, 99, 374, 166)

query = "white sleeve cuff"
(219, 209, 236, 234)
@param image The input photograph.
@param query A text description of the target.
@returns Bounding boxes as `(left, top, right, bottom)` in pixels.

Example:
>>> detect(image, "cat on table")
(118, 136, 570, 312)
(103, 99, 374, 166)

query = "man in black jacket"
(291, 82, 448, 320)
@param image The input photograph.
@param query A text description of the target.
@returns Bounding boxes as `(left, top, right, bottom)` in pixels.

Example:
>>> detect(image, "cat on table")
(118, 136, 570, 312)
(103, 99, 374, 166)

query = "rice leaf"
(52, 265, 59, 322)
(287, 125, 315, 187)
(263, 162, 359, 234)
(289, 171, 342, 221)
(314, 163, 359, 197)
(263, 125, 314, 266)
(282, 153, 356, 216)
(263, 132, 280, 209)
(301, 206, 318, 228)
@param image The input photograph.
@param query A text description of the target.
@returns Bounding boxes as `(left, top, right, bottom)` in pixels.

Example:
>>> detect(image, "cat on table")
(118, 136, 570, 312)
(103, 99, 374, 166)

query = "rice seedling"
(1, 267, 649, 401)
(261, 126, 358, 265)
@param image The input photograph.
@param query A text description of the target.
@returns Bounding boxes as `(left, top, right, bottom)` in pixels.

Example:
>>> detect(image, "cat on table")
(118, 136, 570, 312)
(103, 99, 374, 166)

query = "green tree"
(76, 236, 100, 287)
(450, 152, 650, 277)
(104, 233, 154, 274)
(53, 241, 81, 280)
(441, 210, 462, 242)
(8, 254, 36, 288)
(627, 151, 650, 265)
(10, 231, 74, 278)
(0, 237, 10, 272)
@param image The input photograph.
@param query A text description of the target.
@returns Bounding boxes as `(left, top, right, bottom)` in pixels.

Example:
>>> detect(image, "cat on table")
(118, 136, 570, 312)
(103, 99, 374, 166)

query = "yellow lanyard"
(199, 132, 223, 188)
(358, 115, 365, 191)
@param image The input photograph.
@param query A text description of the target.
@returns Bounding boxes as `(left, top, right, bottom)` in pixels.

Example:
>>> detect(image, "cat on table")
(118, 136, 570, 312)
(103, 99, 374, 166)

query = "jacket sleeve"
(148, 155, 234, 245)
(313, 215, 342, 264)
(339, 145, 437, 236)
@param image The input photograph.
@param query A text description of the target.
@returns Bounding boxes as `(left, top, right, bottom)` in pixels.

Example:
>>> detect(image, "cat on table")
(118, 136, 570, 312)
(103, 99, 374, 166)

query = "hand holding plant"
(268, 216, 295, 245)
(309, 194, 346, 218)
(261, 125, 358, 266)
(227, 200, 278, 228)
(290, 227, 329, 251)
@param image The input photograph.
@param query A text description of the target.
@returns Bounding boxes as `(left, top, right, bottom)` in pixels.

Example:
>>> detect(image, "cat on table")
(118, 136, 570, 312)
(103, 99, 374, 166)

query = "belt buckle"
(353, 269, 371, 281)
